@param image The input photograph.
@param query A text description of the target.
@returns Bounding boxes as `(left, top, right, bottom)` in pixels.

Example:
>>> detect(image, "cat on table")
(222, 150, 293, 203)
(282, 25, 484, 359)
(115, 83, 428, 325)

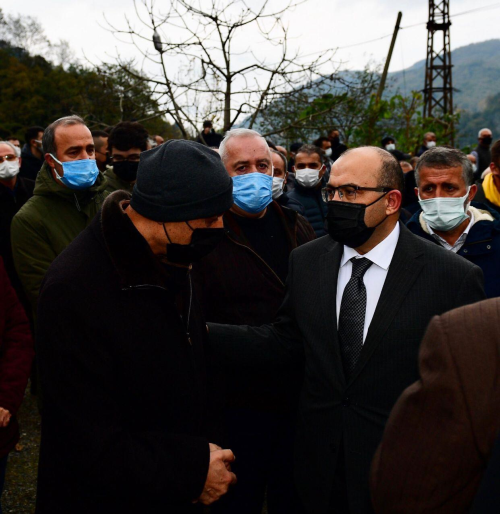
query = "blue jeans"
(0, 455, 8, 514)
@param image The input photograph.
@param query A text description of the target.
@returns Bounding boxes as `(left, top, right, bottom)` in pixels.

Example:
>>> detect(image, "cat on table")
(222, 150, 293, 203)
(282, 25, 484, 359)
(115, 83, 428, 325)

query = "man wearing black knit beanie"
(36, 140, 237, 514)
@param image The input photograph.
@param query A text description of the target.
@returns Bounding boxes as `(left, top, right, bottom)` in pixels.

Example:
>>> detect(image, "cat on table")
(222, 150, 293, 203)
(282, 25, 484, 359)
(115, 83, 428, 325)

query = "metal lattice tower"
(423, 1, 454, 142)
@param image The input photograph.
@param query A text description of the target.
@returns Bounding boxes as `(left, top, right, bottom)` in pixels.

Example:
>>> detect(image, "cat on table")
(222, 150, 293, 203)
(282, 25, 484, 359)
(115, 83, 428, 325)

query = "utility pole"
(423, 0, 454, 144)
(376, 11, 403, 101)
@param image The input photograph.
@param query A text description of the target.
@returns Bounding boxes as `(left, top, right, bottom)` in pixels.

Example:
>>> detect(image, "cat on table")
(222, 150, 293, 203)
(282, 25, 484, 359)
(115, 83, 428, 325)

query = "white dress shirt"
(336, 223, 400, 342)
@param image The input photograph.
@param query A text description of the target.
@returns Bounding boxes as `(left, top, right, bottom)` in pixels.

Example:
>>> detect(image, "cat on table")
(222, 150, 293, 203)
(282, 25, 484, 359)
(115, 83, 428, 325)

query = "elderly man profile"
(407, 146, 500, 298)
(208, 146, 485, 514)
(11, 115, 108, 320)
(36, 140, 237, 513)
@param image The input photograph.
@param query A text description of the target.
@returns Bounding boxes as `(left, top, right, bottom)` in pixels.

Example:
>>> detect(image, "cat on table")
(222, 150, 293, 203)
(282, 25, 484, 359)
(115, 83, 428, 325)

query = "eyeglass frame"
(321, 184, 392, 202)
(0, 154, 18, 163)
(110, 153, 141, 163)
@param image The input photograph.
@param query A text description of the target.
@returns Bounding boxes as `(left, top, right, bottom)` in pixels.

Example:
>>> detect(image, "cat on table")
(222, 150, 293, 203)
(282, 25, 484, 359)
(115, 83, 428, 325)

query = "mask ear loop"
(163, 223, 173, 244)
(49, 153, 64, 181)
(185, 221, 195, 232)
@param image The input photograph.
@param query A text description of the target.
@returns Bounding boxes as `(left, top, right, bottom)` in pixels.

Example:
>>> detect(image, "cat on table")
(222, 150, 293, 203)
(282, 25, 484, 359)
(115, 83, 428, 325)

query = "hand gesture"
(0, 408, 11, 428)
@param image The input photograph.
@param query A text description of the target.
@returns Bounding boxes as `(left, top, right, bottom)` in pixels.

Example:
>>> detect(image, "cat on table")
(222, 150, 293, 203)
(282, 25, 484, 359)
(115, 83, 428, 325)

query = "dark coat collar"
(100, 190, 186, 289)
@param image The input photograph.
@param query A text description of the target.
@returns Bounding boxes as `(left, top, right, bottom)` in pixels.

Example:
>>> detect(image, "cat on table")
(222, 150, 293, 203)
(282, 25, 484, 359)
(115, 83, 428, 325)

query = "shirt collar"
(340, 222, 400, 270)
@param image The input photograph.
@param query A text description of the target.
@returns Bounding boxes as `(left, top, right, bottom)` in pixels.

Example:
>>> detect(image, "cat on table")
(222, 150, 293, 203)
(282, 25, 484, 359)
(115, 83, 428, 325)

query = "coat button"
(342, 397, 350, 407)
(463, 249, 468, 253)
(487, 245, 492, 250)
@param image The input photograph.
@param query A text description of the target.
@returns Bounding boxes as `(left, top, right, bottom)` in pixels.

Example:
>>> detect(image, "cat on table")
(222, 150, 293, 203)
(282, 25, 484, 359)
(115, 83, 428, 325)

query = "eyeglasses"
(321, 185, 392, 202)
(111, 154, 141, 163)
(0, 154, 17, 163)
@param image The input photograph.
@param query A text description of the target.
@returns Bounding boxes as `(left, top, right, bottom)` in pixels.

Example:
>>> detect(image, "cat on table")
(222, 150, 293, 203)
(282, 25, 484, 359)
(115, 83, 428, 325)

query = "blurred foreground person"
(194, 129, 314, 514)
(371, 297, 500, 513)
(208, 147, 484, 514)
(36, 140, 236, 514)
(0, 258, 34, 513)
(11, 116, 108, 320)
(407, 147, 500, 298)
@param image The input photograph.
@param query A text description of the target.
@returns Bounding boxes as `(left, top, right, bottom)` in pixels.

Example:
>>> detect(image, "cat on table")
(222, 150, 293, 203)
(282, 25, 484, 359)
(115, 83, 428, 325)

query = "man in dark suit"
(208, 146, 485, 514)
(371, 298, 500, 514)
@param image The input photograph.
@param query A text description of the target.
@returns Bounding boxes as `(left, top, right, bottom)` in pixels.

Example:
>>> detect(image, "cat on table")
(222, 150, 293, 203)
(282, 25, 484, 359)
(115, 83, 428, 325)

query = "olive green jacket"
(11, 163, 108, 319)
(103, 166, 134, 194)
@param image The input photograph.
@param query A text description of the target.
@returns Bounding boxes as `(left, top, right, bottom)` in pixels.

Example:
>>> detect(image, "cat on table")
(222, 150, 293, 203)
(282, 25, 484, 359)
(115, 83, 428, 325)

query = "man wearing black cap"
(35, 140, 237, 514)
(196, 120, 223, 148)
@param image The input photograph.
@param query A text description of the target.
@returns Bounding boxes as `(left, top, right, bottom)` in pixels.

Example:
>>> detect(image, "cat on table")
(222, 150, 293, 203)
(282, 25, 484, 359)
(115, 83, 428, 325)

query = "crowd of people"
(0, 115, 500, 514)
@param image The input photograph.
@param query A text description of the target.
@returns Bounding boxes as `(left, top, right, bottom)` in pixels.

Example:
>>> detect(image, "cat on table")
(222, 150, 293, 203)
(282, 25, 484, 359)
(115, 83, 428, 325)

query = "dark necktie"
(338, 257, 373, 379)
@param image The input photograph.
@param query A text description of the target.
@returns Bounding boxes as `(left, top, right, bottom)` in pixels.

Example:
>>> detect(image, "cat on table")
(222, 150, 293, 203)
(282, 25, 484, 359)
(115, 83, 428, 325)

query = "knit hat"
(130, 139, 233, 222)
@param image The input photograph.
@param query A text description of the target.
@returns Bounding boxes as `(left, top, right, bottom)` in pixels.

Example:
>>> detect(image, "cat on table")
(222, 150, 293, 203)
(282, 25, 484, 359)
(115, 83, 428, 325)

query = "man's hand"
(195, 445, 237, 505)
(0, 408, 11, 428)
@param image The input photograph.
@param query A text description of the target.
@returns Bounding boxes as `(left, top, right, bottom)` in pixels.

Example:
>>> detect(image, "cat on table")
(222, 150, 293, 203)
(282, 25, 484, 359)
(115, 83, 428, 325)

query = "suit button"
(342, 397, 350, 407)
(463, 249, 468, 254)
(487, 245, 492, 250)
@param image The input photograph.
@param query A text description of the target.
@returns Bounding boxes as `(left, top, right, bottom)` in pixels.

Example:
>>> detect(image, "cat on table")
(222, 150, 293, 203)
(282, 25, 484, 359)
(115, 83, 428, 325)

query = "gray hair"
(42, 115, 86, 155)
(0, 141, 20, 158)
(478, 127, 492, 138)
(270, 148, 287, 171)
(415, 146, 474, 187)
(219, 128, 267, 163)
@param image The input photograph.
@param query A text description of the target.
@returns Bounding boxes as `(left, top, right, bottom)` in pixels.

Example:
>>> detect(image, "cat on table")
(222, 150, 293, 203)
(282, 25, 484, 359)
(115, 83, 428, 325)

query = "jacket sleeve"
(10, 212, 57, 321)
(455, 264, 486, 307)
(0, 260, 34, 415)
(370, 314, 484, 513)
(37, 281, 210, 503)
(208, 248, 304, 375)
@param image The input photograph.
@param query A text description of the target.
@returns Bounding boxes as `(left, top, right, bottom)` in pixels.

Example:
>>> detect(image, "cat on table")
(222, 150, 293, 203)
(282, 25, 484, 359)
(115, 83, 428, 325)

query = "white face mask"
(325, 148, 332, 158)
(295, 168, 322, 188)
(272, 177, 284, 199)
(385, 143, 396, 152)
(0, 158, 20, 180)
(426, 141, 436, 149)
(418, 187, 471, 232)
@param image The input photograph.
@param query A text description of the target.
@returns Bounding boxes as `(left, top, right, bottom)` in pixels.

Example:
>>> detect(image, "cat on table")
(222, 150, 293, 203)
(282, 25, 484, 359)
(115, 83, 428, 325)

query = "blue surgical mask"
(232, 172, 273, 214)
(418, 187, 470, 231)
(50, 153, 99, 190)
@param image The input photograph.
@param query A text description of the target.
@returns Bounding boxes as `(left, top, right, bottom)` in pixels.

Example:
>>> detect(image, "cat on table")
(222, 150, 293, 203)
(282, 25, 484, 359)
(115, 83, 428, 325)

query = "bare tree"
(0, 10, 50, 55)
(105, 0, 337, 139)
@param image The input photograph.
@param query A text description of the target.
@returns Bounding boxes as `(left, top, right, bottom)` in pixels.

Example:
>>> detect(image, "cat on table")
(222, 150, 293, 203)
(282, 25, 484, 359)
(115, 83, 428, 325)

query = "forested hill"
(388, 39, 500, 114)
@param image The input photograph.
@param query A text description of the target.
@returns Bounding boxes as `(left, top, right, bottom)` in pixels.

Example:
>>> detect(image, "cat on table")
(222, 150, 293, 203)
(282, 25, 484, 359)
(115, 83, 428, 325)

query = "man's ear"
(386, 190, 402, 214)
(468, 184, 477, 202)
(45, 153, 56, 168)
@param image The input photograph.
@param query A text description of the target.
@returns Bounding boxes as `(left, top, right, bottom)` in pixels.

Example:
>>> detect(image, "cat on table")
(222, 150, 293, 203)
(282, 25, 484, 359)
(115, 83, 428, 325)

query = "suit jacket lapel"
(347, 224, 426, 386)
(319, 239, 346, 387)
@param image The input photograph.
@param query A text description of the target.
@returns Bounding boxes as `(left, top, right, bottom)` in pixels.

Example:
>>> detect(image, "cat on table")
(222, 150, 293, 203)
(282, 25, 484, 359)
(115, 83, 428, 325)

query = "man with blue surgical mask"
(192, 128, 314, 514)
(11, 115, 108, 320)
(407, 146, 500, 298)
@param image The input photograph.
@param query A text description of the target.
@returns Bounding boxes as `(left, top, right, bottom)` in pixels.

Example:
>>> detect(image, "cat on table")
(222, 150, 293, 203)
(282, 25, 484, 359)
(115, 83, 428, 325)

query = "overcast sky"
(3, 0, 500, 73)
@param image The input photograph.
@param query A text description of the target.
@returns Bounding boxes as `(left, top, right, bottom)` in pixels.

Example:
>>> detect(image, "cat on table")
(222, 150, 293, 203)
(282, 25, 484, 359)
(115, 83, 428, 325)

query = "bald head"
(334, 147, 404, 193)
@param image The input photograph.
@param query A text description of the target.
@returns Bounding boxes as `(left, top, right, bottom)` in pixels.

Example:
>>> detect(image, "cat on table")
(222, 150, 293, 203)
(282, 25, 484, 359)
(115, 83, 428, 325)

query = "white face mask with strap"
(0, 159, 20, 180)
(295, 168, 323, 188)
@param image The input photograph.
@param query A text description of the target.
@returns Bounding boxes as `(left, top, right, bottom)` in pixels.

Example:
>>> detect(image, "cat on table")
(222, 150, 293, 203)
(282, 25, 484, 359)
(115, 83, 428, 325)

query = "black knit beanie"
(130, 139, 233, 222)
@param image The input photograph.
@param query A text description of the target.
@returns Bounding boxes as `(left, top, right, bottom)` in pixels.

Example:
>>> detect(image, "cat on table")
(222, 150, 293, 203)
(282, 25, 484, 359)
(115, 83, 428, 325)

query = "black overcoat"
(36, 191, 212, 514)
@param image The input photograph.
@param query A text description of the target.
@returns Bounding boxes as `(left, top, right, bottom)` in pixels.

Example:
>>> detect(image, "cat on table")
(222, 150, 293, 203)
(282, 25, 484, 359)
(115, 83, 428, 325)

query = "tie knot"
(350, 257, 372, 278)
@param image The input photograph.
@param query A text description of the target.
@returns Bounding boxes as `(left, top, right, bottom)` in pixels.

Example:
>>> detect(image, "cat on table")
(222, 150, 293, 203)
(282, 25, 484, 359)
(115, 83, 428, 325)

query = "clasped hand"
(194, 443, 237, 505)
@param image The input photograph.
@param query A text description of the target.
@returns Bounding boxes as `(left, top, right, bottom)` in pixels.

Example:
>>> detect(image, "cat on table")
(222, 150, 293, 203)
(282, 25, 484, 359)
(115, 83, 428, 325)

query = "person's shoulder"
(11, 194, 45, 229)
(292, 234, 334, 258)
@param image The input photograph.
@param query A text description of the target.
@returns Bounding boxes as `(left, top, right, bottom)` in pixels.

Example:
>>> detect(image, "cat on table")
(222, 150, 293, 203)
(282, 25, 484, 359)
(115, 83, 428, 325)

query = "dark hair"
(42, 116, 86, 155)
(312, 136, 330, 148)
(491, 139, 500, 167)
(104, 125, 114, 134)
(108, 121, 149, 153)
(415, 146, 474, 187)
(91, 130, 108, 138)
(290, 142, 303, 153)
(271, 149, 287, 172)
(381, 135, 395, 147)
(24, 126, 45, 145)
(203, 120, 213, 129)
(296, 144, 323, 161)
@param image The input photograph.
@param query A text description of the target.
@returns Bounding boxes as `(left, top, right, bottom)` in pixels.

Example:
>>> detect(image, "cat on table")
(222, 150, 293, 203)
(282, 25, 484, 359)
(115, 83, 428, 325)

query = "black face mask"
(113, 161, 139, 182)
(163, 222, 224, 265)
(326, 194, 388, 248)
(482, 136, 493, 146)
